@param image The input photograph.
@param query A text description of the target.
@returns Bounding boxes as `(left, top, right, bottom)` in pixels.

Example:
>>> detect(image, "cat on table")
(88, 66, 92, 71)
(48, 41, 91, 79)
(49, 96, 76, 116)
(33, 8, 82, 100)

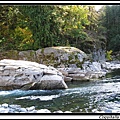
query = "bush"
(106, 50, 112, 61)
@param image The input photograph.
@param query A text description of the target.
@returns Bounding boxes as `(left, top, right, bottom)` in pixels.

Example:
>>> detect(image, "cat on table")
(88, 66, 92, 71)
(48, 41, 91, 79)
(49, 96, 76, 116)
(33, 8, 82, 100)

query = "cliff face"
(0, 47, 89, 68)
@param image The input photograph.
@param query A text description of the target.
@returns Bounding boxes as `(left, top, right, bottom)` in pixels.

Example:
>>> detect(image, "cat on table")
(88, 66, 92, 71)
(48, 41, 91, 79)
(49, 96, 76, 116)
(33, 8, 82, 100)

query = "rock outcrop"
(0, 47, 88, 68)
(0, 47, 119, 83)
(0, 59, 68, 90)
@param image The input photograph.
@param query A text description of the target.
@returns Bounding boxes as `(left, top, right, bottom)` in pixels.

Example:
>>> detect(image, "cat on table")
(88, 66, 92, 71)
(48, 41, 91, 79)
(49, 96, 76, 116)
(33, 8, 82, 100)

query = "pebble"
(20, 108, 27, 112)
(26, 106, 35, 111)
(105, 109, 112, 113)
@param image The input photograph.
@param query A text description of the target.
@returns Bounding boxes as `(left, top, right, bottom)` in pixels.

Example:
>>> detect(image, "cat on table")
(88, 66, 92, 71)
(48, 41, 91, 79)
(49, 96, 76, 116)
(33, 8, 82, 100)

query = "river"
(0, 69, 120, 113)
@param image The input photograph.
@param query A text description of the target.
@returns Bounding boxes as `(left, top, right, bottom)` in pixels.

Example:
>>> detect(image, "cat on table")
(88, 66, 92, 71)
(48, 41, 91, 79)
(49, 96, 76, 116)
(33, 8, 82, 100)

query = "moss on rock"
(0, 50, 19, 60)
(18, 50, 36, 61)
(0, 47, 89, 68)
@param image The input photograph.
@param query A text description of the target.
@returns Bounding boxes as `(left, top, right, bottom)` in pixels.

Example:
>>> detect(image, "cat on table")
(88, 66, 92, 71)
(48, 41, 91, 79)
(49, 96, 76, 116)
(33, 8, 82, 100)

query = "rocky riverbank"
(0, 103, 72, 113)
(57, 61, 120, 82)
(0, 46, 120, 90)
(0, 59, 120, 91)
(0, 102, 120, 113)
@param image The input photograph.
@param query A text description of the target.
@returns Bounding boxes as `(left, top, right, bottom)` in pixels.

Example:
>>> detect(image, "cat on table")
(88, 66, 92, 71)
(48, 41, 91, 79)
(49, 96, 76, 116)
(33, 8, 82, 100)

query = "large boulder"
(0, 47, 88, 68)
(0, 59, 68, 90)
(36, 47, 88, 67)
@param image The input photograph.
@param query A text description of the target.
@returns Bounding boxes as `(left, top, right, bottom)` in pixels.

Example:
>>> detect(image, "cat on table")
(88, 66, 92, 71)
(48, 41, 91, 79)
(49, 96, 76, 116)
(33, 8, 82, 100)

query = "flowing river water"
(0, 69, 120, 113)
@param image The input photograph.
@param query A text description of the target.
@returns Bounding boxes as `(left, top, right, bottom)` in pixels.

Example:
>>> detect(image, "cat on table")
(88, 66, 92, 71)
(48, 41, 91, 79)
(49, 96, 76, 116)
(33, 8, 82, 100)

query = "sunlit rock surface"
(0, 59, 68, 90)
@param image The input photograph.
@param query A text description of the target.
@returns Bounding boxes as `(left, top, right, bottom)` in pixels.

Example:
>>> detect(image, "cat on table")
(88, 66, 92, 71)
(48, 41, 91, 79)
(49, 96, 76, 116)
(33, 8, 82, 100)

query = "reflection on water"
(0, 69, 120, 113)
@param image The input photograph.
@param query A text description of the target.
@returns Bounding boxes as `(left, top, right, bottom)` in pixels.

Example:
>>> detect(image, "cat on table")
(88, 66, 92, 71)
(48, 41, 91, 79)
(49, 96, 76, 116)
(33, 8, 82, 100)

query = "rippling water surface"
(0, 69, 120, 113)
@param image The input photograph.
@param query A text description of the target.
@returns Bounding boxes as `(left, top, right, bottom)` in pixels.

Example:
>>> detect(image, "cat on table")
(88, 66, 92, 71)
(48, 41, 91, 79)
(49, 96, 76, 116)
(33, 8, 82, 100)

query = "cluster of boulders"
(57, 61, 120, 82)
(58, 61, 106, 82)
(0, 59, 120, 90)
(0, 46, 120, 90)
(0, 103, 72, 113)
(0, 59, 68, 90)
(101, 61, 120, 70)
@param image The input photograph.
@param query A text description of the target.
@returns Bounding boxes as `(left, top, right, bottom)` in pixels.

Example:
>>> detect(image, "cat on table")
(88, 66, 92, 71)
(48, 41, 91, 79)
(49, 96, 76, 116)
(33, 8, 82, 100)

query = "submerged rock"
(0, 59, 68, 90)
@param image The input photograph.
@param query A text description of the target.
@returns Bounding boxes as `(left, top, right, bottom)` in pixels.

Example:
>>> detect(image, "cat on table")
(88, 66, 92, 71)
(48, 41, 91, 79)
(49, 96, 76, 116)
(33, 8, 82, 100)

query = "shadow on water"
(106, 68, 120, 79)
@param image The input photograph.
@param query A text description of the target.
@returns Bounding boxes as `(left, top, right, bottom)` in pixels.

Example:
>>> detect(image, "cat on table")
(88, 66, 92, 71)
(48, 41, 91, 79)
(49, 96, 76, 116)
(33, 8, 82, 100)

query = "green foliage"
(18, 5, 61, 49)
(86, 6, 99, 31)
(109, 34, 120, 52)
(0, 5, 108, 54)
(54, 5, 91, 50)
(106, 50, 112, 61)
(66, 40, 70, 47)
(16, 5, 91, 50)
(103, 5, 120, 52)
(0, 5, 27, 51)
(13, 27, 34, 50)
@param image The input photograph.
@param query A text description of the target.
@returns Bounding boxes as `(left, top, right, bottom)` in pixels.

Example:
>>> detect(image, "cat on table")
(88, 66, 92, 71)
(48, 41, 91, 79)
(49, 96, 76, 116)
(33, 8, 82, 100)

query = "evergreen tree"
(104, 5, 120, 52)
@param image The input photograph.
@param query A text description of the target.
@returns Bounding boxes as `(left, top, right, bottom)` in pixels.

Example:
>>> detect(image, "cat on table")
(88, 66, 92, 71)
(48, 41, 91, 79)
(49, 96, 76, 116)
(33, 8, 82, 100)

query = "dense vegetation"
(103, 5, 120, 52)
(0, 5, 120, 54)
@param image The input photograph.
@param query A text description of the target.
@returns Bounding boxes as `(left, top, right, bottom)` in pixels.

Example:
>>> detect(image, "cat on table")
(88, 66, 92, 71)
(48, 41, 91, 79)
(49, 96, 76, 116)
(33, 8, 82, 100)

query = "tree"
(85, 6, 99, 32)
(0, 5, 19, 50)
(104, 5, 120, 52)
(18, 5, 61, 50)
(109, 34, 120, 52)
(53, 5, 90, 48)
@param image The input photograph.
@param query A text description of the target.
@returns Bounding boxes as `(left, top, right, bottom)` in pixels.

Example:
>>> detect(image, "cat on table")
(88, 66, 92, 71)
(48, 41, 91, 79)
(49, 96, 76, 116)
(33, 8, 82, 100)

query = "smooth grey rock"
(26, 106, 35, 111)
(68, 73, 89, 81)
(57, 68, 68, 76)
(31, 75, 68, 90)
(64, 76, 73, 82)
(20, 108, 27, 112)
(0, 59, 68, 90)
